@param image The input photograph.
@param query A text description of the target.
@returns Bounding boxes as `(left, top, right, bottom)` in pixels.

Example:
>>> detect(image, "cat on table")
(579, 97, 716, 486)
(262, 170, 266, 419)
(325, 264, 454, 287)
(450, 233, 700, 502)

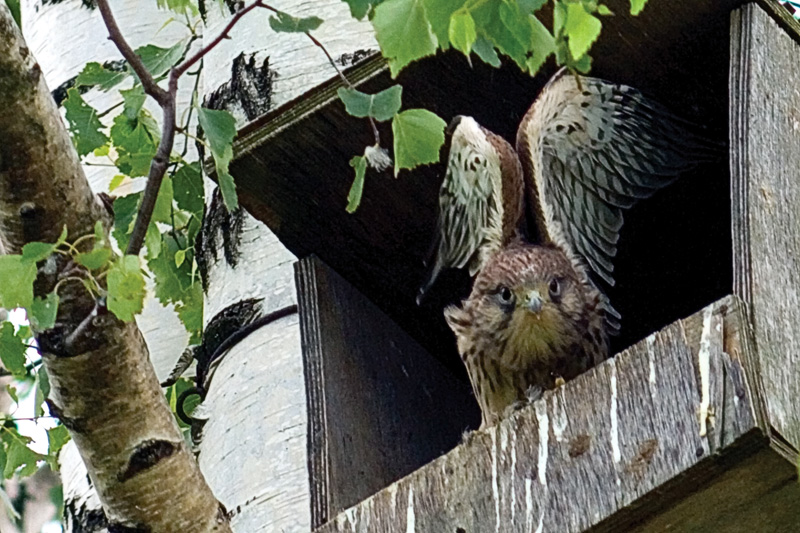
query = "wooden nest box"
(209, 0, 800, 530)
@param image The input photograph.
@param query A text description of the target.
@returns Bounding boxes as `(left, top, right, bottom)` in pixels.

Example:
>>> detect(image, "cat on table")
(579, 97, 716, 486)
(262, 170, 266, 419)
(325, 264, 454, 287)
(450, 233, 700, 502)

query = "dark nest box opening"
(220, 0, 734, 380)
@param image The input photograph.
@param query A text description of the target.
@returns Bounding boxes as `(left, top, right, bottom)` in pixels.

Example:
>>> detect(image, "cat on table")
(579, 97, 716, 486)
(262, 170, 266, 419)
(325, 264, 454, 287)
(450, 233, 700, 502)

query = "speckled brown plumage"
(445, 246, 607, 428)
(427, 68, 718, 429)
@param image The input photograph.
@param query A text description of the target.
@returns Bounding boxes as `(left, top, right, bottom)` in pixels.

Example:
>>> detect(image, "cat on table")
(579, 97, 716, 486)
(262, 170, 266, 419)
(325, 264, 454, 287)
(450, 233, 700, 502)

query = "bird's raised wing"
(418, 116, 524, 303)
(517, 69, 720, 287)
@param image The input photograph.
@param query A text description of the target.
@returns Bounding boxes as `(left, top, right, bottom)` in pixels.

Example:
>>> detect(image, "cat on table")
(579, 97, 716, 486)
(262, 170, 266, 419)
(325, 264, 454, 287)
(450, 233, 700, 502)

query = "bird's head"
(445, 246, 588, 366)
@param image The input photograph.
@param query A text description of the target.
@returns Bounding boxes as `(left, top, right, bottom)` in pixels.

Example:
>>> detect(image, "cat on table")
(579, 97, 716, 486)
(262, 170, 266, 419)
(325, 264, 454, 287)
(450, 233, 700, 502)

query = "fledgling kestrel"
(424, 69, 718, 428)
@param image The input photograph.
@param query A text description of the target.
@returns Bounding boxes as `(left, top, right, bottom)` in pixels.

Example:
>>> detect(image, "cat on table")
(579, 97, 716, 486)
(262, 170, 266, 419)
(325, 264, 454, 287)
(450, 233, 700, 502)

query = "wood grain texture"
(295, 256, 480, 528)
(730, 3, 800, 453)
(310, 297, 800, 533)
(215, 0, 737, 380)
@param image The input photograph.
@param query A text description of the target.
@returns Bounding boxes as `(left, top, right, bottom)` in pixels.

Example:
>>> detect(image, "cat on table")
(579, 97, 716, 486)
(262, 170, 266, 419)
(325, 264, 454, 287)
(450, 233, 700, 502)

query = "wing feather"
(517, 68, 721, 291)
(419, 117, 524, 302)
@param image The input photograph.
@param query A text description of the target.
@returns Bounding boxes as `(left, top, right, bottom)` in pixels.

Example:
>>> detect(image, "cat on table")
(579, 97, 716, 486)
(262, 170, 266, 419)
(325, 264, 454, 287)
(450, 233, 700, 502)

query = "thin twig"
(97, 0, 265, 256)
(64, 304, 98, 355)
(304, 31, 381, 145)
(95, 0, 170, 105)
(257, 3, 381, 146)
(98, 0, 377, 254)
(171, 1, 265, 81)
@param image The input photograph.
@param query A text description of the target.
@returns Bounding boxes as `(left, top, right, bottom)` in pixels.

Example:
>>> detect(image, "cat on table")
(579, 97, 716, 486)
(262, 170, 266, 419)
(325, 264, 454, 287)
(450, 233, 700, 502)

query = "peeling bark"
(0, 5, 231, 532)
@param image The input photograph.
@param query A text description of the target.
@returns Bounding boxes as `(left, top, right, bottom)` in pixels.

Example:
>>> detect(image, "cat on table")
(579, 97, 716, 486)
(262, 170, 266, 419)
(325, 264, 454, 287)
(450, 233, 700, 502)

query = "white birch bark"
(18, 0, 378, 530)
(198, 206, 310, 532)
(201, 0, 377, 126)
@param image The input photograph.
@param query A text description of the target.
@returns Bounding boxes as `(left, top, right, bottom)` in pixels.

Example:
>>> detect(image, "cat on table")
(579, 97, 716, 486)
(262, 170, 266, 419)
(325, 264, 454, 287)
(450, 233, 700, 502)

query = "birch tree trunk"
(194, 2, 375, 530)
(1, 3, 229, 531)
(9, 0, 378, 530)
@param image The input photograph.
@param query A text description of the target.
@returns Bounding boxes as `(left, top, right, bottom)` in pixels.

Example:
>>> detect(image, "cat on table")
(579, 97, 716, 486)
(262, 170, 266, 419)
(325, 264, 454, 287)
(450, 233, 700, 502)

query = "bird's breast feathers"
(500, 305, 579, 369)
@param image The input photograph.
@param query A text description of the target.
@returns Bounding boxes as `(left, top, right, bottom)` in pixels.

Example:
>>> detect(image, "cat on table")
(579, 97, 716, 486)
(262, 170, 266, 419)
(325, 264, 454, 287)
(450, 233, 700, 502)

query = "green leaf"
(64, 89, 110, 157)
(107, 255, 145, 322)
(121, 85, 147, 120)
(75, 62, 128, 91)
(472, 1, 527, 68)
(0, 256, 36, 310)
(47, 425, 70, 457)
(35, 366, 50, 418)
(373, 0, 437, 77)
(197, 107, 238, 211)
(174, 282, 203, 342)
(156, 0, 199, 15)
(30, 293, 59, 331)
(472, 35, 501, 67)
(572, 53, 592, 73)
(6, 385, 18, 406)
(110, 111, 159, 178)
(341, 0, 375, 19)
(449, 11, 477, 57)
(109, 174, 126, 192)
(135, 41, 186, 78)
(563, 2, 602, 60)
(527, 15, 555, 75)
(0, 323, 27, 378)
(21, 243, 54, 264)
(5, 0, 20, 27)
(597, 4, 613, 15)
(148, 237, 190, 304)
(423, 0, 465, 47)
(4, 439, 45, 479)
(391, 108, 446, 176)
(0, 444, 6, 481)
(94, 220, 106, 248)
(147, 235, 203, 339)
(630, 0, 647, 15)
(268, 10, 323, 33)
(75, 248, 112, 270)
(145, 223, 162, 260)
(175, 249, 186, 267)
(337, 85, 402, 122)
(519, 0, 547, 14)
(173, 162, 204, 217)
(112, 193, 142, 252)
(499, 0, 532, 56)
(152, 176, 175, 224)
(347, 155, 367, 213)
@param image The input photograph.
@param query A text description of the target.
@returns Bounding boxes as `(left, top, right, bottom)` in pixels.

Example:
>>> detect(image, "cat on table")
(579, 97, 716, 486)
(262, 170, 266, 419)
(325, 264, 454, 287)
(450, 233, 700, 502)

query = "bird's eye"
(496, 286, 514, 305)
(549, 278, 562, 301)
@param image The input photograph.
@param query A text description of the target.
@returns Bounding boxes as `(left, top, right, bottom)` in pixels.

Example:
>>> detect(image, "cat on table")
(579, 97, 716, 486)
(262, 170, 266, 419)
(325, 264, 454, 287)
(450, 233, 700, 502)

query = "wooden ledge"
(312, 296, 799, 532)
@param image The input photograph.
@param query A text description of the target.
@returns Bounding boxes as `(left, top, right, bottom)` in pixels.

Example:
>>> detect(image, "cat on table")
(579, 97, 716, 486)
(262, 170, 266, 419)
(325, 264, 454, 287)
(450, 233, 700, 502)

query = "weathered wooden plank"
(310, 297, 799, 533)
(730, 3, 800, 452)
(218, 0, 737, 378)
(295, 256, 480, 528)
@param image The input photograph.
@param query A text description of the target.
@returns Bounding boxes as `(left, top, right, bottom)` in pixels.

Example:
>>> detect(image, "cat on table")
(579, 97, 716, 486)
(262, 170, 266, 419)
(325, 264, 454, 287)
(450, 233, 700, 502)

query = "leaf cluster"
(70, 41, 206, 341)
(335, 0, 648, 211)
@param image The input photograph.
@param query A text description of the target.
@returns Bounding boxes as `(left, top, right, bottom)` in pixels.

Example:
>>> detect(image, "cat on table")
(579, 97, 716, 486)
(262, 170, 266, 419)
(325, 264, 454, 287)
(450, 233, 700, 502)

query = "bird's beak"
(523, 290, 543, 314)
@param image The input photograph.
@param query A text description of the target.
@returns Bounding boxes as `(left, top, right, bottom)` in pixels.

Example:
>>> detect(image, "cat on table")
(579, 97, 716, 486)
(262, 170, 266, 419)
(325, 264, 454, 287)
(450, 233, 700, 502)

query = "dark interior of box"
(227, 1, 738, 397)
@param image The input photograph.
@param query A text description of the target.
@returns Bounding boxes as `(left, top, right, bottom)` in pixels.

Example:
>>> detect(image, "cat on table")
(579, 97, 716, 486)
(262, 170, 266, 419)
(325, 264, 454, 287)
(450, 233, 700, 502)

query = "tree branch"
(97, 0, 272, 256)
(94, 0, 170, 106)
(0, 5, 231, 530)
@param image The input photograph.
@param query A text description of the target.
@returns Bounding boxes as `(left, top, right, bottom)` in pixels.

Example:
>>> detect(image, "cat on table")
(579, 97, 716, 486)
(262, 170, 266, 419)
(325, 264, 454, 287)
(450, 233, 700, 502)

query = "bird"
(422, 68, 719, 429)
